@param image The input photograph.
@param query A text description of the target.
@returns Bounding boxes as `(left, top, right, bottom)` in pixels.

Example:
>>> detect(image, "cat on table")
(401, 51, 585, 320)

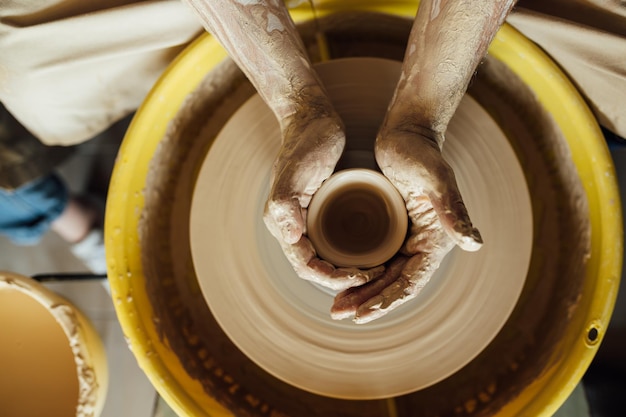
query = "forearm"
(183, 0, 331, 127)
(386, 0, 516, 144)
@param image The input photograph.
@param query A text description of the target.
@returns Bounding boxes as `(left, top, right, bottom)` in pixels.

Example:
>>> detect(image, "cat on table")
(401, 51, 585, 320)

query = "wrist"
(379, 114, 444, 150)
(280, 86, 340, 132)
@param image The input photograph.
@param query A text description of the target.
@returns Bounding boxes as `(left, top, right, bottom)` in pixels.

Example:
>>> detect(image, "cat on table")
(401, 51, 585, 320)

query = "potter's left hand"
(330, 0, 515, 323)
(331, 127, 482, 323)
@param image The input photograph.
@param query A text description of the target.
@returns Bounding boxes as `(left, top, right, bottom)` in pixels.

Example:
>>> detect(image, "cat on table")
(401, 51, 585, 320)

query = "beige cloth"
(0, 0, 202, 146)
(0, 0, 624, 147)
(511, 0, 626, 137)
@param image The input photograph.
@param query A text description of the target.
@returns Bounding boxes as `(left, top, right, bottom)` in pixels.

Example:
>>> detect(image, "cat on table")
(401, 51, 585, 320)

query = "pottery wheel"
(189, 58, 532, 399)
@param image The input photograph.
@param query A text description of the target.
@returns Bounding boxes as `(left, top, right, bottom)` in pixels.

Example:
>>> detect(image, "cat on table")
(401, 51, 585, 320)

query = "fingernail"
(459, 227, 483, 252)
(285, 219, 306, 244)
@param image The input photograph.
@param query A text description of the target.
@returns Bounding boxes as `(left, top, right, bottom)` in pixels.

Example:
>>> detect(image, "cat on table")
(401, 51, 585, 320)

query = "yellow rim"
(105, 34, 230, 417)
(106, 2, 622, 416)
(488, 23, 623, 417)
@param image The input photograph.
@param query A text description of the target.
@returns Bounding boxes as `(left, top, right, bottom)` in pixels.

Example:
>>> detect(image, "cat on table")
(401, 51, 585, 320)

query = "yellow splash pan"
(106, 2, 622, 416)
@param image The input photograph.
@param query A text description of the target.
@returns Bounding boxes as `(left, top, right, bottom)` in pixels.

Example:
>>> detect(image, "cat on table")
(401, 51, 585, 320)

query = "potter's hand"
(264, 110, 384, 291)
(331, 128, 482, 323)
(330, 0, 515, 323)
(184, 0, 384, 289)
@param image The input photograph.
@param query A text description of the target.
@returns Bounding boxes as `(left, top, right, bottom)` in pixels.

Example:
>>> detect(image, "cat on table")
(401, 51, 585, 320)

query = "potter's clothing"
(510, 0, 626, 139)
(0, 0, 624, 149)
(0, 173, 68, 245)
(0, 104, 73, 189)
(0, 0, 203, 147)
(0, 103, 70, 244)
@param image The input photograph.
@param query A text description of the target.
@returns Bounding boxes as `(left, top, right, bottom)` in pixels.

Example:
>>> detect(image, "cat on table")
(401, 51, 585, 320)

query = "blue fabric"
(0, 174, 68, 245)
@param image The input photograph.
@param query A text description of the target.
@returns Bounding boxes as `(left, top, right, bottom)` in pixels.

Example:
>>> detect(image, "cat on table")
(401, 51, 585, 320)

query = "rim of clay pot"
(0, 271, 108, 417)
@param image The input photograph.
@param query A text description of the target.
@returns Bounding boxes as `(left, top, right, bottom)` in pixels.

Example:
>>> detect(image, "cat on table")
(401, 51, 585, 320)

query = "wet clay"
(307, 169, 408, 269)
(139, 11, 589, 417)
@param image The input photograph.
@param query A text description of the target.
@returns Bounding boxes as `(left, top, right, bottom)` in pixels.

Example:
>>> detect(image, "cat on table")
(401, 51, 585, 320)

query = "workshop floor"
(1, 116, 623, 416)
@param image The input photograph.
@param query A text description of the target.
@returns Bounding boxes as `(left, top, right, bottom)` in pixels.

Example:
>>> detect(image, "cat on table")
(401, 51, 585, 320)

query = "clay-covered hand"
(264, 110, 385, 291)
(184, 0, 384, 290)
(329, 0, 514, 322)
(331, 127, 482, 323)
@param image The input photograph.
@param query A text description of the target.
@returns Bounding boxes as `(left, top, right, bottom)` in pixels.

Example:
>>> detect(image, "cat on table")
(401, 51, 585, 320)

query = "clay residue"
(51, 303, 101, 417)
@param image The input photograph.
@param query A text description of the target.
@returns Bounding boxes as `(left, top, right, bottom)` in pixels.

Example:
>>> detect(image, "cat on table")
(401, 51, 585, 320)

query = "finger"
(402, 197, 441, 254)
(354, 281, 413, 324)
(428, 170, 482, 252)
(352, 250, 445, 324)
(281, 236, 385, 291)
(264, 197, 305, 244)
(331, 257, 408, 320)
(309, 258, 385, 291)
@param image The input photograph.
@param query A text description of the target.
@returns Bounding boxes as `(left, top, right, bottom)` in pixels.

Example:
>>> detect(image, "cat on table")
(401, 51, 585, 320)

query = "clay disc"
(189, 58, 532, 399)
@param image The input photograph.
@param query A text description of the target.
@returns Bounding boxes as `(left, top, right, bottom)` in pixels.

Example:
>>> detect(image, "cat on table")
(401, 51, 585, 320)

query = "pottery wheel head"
(189, 57, 532, 399)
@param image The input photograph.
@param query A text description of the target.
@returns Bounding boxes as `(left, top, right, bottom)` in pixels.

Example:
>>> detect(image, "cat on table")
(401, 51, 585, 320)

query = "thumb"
(429, 182, 483, 252)
(264, 197, 305, 245)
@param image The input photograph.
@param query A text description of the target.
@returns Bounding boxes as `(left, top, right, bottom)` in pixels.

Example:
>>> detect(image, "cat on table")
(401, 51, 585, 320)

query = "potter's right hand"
(326, 0, 513, 321)
(263, 110, 385, 291)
